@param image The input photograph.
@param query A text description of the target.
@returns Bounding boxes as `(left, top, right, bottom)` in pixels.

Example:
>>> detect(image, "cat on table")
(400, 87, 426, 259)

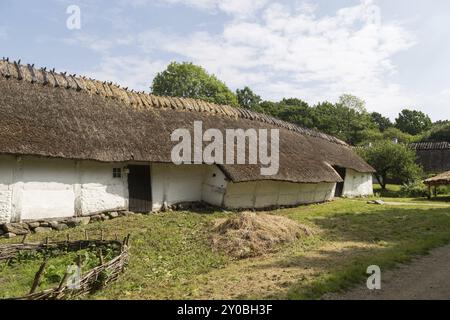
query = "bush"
(399, 182, 429, 198)
(436, 185, 450, 195)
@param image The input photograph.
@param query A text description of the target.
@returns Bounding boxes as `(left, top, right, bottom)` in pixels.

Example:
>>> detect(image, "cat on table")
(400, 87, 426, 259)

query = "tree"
(382, 127, 414, 144)
(356, 128, 384, 146)
(236, 87, 262, 110)
(257, 100, 281, 118)
(358, 141, 423, 190)
(395, 109, 432, 135)
(425, 123, 450, 143)
(151, 62, 238, 106)
(311, 101, 376, 145)
(371, 112, 393, 132)
(277, 98, 314, 128)
(338, 94, 367, 113)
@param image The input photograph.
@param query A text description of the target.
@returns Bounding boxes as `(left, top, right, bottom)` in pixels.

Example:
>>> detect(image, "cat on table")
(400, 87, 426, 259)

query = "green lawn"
(1, 198, 450, 300)
(373, 183, 450, 203)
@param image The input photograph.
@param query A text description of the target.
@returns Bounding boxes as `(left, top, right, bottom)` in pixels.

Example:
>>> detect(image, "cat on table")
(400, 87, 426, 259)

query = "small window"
(113, 168, 122, 178)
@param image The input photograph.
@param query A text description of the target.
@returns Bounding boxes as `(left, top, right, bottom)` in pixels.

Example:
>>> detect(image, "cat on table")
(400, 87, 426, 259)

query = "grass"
(0, 246, 118, 299)
(372, 183, 450, 203)
(1, 198, 450, 300)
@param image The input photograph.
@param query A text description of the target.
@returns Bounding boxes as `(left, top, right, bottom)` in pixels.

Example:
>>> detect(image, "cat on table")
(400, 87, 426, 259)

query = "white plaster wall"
(225, 182, 258, 209)
(342, 169, 373, 197)
(20, 158, 76, 220)
(224, 181, 336, 209)
(201, 166, 228, 207)
(0, 156, 128, 222)
(0, 156, 14, 223)
(79, 161, 127, 215)
(151, 163, 209, 210)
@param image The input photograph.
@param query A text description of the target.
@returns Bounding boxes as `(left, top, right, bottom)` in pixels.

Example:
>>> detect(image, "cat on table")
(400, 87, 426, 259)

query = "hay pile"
(210, 212, 314, 259)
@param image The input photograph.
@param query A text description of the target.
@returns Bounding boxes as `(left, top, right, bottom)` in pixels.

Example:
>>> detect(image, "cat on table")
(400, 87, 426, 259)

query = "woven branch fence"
(0, 235, 130, 300)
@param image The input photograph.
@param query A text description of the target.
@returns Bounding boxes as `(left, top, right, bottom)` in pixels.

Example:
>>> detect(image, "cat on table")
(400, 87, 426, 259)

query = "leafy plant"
(358, 141, 423, 190)
(399, 182, 429, 198)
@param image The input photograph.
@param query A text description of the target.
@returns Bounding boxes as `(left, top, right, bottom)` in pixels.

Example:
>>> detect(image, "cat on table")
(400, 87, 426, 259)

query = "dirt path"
(382, 201, 450, 207)
(326, 244, 450, 300)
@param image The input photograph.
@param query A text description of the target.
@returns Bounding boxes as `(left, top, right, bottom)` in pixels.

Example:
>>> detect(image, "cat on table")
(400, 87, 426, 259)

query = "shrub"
(399, 182, 428, 198)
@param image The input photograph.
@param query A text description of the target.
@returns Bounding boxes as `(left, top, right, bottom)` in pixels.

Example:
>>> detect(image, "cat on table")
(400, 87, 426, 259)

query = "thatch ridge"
(0, 59, 346, 146)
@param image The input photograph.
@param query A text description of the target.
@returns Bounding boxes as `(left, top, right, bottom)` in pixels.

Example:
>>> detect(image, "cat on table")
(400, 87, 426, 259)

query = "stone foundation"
(0, 210, 134, 238)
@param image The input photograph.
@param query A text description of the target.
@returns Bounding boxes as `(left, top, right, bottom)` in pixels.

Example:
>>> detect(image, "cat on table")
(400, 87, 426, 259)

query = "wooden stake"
(57, 271, 70, 291)
(98, 249, 104, 265)
(29, 258, 48, 294)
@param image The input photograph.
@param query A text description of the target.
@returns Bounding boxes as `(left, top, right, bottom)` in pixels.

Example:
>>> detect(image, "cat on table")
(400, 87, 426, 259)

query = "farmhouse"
(0, 60, 374, 224)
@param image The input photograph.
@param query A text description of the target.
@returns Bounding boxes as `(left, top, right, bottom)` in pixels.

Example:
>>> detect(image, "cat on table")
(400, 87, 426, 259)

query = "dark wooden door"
(128, 165, 152, 213)
(333, 166, 347, 197)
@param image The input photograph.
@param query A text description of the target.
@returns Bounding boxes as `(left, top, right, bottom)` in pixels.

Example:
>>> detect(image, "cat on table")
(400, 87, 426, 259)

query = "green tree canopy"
(395, 109, 432, 135)
(371, 112, 393, 132)
(423, 123, 450, 143)
(236, 86, 262, 110)
(358, 141, 423, 190)
(151, 62, 238, 106)
(276, 98, 314, 128)
(311, 101, 376, 145)
(338, 94, 367, 113)
(382, 127, 415, 144)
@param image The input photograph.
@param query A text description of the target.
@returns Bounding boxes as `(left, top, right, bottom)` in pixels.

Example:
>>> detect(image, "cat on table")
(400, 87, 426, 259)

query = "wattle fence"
(0, 236, 130, 300)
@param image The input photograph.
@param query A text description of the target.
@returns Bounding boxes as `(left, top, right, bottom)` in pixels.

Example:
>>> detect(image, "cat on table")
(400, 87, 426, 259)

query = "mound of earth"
(210, 212, 314, 259)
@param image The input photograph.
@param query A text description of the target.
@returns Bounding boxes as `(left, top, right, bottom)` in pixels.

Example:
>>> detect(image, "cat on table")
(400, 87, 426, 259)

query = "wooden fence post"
(29, 258, 48, 294)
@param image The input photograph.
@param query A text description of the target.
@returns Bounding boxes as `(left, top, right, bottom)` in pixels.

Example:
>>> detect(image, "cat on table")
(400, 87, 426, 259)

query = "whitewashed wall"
(151, 163, 229, 210)
(0, 154, 373, 222)
(201, 166, 228, 207)
(223, 181, 336, 209)
(20, 158, 76, 220)
(79, 161, 127, 215)
(151, 163, 206, 210)
(0, 156, 14, 223)
(0, 155, 128, 223)
(342, 169, 373, 197)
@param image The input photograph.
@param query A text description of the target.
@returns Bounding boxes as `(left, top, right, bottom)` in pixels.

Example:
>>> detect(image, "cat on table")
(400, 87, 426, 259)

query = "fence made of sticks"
(0, 234, 130, 300)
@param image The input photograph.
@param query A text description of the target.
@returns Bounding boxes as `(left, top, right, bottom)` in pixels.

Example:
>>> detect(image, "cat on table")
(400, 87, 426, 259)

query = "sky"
(0, 0, 449, 121)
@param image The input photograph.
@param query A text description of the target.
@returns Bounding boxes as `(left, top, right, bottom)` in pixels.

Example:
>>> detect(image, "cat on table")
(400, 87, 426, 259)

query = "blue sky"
(1, 0, 449, 121)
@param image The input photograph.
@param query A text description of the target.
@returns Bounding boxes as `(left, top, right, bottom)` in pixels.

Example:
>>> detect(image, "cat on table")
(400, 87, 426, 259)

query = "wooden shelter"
(424, 170, 450, 198)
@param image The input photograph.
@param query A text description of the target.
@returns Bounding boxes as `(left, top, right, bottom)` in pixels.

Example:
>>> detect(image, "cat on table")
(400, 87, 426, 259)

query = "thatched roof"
(424, 171, 450, 186)
(411, 142, 450, 150)
(0, 59, 375, 183)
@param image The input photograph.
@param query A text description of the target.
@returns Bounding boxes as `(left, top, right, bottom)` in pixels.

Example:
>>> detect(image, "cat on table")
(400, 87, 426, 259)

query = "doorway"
(127, 165, 152, 212)
(333, 166, 347, 197)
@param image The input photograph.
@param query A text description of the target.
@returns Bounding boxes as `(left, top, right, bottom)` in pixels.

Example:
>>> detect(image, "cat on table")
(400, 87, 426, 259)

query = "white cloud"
(70, 0, 416, 119)
(132, 0, 416, 117)
(63, 33, 135, 54)
(126, 0, 268, 18)
(85, 55, 166, 91)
